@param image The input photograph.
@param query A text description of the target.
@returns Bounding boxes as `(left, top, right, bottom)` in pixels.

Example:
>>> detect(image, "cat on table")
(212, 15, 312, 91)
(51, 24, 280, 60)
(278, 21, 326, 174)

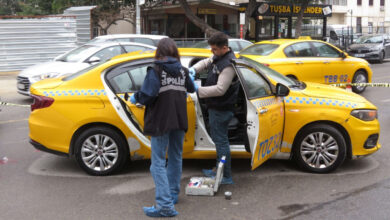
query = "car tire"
(351, 70, 368, 93)
(74, 126, 129, 176)
(378, 51, 384, 63)
(292, 124, 346, 173)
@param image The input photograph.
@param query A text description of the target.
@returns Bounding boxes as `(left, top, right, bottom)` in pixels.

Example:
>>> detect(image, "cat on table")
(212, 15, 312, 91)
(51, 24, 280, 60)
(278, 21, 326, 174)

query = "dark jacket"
(204, 49, 239, 111)
(134, 57, 196, 136)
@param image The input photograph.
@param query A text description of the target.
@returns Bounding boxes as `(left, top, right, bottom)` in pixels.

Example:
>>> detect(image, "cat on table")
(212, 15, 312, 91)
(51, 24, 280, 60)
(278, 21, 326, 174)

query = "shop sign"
(198, 8, 217, 15)
(257, 3, 332, 17)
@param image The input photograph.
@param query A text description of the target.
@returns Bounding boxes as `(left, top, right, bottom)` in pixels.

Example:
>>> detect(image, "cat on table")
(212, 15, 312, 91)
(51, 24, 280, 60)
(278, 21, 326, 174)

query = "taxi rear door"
(233, 61, 285, 170)
(104, 60, 196, 154)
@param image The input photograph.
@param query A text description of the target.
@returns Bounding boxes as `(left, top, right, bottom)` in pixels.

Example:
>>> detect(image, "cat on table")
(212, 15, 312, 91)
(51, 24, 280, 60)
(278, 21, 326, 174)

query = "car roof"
(84, 41, 157, 49)
(255, 38, 327, 46)
(93, 34, 168, 40)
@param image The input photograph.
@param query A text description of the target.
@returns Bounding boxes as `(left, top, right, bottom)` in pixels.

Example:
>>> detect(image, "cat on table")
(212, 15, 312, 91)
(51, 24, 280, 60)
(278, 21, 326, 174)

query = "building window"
(380, 0, 385, 6)
(357, 0, 362, 5)
(369, 0, 373, 5)
(356, 17, 362, 33)
(368, 22, 373, 34)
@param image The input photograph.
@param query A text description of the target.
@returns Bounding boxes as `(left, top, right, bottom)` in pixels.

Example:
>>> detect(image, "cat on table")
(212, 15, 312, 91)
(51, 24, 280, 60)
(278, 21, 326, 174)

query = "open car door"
(233, 60, 285, 170)
(104, 60, 196, 154)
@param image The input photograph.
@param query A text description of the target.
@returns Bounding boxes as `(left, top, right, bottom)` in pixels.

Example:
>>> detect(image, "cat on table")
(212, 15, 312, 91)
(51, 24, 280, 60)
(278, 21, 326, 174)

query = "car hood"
(300, 82, 369, 103)
(18, 61, 90, 77)
(349, 43, 381, 50)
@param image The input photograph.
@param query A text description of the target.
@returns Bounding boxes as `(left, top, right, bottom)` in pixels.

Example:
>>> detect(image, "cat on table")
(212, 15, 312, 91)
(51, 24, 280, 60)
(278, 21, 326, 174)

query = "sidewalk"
(0, 71, 19, 76)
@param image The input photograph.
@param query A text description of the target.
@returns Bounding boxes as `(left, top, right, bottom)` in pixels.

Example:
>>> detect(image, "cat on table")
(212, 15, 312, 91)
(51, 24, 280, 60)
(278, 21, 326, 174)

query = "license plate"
(354, 53, 365, 58)
(17, 83, 25, 90)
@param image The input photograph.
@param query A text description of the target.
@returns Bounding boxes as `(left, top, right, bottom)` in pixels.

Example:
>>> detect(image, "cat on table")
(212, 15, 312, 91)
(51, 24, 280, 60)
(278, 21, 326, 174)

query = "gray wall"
(0, 17, 77, 72)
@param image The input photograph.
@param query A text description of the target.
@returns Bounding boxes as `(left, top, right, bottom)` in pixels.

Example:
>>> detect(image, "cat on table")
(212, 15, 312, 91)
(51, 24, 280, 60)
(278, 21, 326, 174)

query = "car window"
(129, 66, 149, 90)
(284, 42, 314, 57)
(56, 45, 99, 62)
(123, 45, 152, 53)
(355, 35, 384, 44)
(229, 41, 241, 52)
(240, 44, 279, 56)
(239, 40, 253, 50)
(238, 66, 272, 99)
(312, 42, 340, 57)
(112, 72, 133, 93)
(90, 46, 122, 62)
(107, 64, 149, 93)
(133, 38, 155, 46)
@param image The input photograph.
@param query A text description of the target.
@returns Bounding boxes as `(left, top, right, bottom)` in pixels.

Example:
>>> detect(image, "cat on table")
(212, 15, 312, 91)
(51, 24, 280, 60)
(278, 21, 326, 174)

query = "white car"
(88, 34, 168, 46)
(17, 42, 156, 96)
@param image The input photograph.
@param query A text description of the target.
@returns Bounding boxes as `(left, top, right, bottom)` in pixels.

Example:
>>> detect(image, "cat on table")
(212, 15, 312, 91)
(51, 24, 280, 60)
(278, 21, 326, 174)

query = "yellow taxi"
(240, 39, 372, 93)
(28, 49, 380, 176)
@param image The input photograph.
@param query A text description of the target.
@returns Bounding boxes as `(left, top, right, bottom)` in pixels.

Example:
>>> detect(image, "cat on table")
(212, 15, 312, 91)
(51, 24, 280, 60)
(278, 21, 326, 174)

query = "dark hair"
(155, 38, 180, 61)
(208, 32, 228, 48)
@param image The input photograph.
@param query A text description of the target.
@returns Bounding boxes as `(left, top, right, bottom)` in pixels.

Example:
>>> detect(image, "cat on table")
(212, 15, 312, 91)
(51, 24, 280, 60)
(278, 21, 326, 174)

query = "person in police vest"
(188, 32, 239, 185)
(130, 38, 196, 218)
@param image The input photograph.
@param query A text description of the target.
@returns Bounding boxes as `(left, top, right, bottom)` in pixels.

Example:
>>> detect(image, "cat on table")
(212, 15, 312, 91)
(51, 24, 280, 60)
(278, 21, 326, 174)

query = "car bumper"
(345, 116, 381, 157)
(349, 51, 381, 60)
(30, 139, 69, 157)
(17, 76, 31, 96)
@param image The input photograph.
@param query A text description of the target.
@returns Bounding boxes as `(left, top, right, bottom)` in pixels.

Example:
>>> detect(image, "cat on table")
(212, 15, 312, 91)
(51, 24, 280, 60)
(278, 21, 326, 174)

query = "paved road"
(1, 61, 390, 220)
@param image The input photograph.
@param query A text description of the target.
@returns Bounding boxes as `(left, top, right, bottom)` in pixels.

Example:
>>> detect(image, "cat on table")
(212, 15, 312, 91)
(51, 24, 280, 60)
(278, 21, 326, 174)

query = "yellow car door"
(105, 61, 196, 154)
(282, 42, 323, 82)
(311, 41, 352, 84)
(233, 61, 285, 170)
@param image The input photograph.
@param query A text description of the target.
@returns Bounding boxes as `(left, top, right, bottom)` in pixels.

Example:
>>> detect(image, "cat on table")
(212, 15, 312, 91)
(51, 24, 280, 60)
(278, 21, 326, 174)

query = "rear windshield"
(240, 44, 279, 56)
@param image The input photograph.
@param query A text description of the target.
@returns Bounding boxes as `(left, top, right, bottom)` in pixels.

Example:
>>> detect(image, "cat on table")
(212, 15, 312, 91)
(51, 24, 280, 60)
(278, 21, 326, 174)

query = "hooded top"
(134, 56, 196, 136)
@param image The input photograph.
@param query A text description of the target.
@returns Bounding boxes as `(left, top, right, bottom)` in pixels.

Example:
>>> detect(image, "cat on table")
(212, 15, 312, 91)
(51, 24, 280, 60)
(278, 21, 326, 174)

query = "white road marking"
(0, 118, 28, 124)
(381, 98, 390, 102)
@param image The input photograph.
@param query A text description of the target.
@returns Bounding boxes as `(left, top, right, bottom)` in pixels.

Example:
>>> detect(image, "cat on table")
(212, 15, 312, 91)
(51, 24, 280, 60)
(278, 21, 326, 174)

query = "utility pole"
(136, 0, 141, 34)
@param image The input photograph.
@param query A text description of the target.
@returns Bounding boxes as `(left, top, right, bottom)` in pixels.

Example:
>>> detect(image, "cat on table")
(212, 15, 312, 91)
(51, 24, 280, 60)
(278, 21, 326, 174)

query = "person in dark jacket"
(130, 38, 196, 218)
(188, 32, 238, 185)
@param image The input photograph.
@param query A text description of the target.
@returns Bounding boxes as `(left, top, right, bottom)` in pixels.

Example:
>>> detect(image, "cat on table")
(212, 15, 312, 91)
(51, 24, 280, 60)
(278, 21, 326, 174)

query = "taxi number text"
(257, 132, 282, 160)
(324, 74, 348, 83)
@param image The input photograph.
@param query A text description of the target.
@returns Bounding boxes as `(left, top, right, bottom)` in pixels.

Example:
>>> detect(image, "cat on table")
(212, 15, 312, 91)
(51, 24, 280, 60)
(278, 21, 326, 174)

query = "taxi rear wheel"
(352, 70, 367, 93)
(293, 124, 346, 173)
(75, 126, 129, 176)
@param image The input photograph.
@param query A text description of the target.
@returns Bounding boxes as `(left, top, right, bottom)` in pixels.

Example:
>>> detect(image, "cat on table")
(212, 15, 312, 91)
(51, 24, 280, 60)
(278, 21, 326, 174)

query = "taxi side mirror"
(87, 56, 101, 64)
(276, 83, 289, 97)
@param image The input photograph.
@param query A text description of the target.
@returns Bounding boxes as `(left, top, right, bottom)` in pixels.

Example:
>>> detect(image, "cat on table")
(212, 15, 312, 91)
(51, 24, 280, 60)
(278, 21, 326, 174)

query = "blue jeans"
(150, 129, 185, 211)
(208, 109, 234, 178)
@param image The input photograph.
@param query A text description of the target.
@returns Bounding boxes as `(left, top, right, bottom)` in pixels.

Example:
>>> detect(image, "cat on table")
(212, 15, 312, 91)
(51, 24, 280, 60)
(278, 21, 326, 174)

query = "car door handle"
(295, 61, 303, 64)
(259, 108, 268, 114)
(323, 61, 330, 64)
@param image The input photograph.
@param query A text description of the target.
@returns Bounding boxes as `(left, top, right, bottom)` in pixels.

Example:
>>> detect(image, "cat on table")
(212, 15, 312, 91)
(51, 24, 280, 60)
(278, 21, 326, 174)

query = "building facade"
(325, 0, 390, 34)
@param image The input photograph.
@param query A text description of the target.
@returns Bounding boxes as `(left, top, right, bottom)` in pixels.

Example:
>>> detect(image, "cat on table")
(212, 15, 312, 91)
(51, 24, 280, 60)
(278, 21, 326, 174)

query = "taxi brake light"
(31, 95, 54, 111)
(262, 63, 270, 67)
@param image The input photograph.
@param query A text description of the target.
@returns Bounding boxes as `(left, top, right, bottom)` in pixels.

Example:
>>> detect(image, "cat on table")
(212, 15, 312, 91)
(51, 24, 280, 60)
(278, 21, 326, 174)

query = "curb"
(0, 71, 20, 76)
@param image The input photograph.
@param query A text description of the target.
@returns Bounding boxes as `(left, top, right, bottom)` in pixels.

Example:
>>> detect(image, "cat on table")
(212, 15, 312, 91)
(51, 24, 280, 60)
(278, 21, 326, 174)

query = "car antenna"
(114, 39, 128, 53)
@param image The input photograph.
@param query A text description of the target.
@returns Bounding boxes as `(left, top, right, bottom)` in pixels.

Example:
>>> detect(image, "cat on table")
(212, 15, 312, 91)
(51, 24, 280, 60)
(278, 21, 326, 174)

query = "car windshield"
(355, 36, 384, 44)
(56, 45, 99, 62)
(240, 44, 279, 56)
(241, 57, 296, 88)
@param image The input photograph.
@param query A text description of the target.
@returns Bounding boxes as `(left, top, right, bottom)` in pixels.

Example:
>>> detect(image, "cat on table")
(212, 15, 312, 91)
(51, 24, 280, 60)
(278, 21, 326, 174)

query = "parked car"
(88, 34, 168, 46)
(17, 42, 156, 96)
(28, 49, 380, 176)
(192, 39, 253, 53)
(347, 34, 390, 63)
(240, 39, 372, 93)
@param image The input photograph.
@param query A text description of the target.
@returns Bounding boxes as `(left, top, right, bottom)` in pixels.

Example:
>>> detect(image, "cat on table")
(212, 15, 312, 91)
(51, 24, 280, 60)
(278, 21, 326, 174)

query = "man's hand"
(130, 94, 137, 104)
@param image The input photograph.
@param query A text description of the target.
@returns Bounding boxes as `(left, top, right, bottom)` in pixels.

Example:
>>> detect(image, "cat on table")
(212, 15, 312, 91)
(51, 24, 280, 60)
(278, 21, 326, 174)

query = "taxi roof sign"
(298, 36, 312, 40)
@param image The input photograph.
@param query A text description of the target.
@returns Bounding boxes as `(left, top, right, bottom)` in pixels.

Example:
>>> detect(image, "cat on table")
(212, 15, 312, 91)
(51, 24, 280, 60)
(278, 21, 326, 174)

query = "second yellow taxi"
(240, 39, 372, 93)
